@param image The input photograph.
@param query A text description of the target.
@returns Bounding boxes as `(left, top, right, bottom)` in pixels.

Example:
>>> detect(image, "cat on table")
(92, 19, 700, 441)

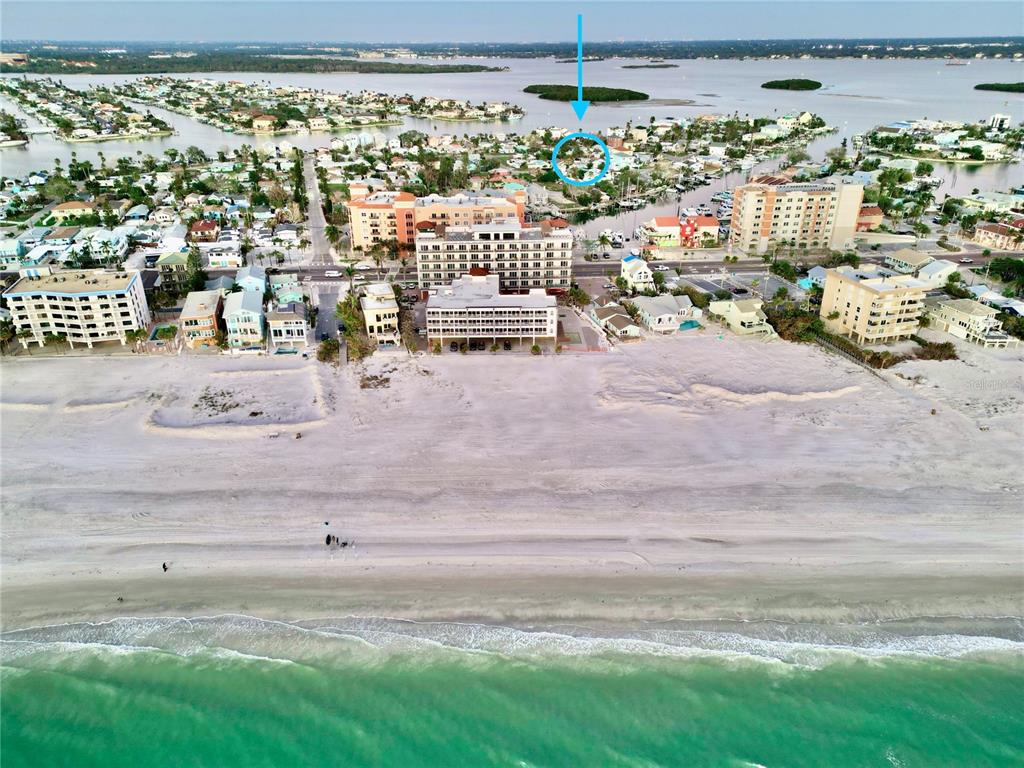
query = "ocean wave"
(2, 614, 1022, 670)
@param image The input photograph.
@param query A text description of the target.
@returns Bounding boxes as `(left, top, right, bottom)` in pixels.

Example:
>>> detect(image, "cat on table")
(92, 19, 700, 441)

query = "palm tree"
(344, 265, 356, 294)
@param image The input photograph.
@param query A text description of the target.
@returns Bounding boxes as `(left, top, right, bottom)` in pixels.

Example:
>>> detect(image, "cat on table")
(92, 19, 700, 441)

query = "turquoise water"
(3, 616, 1023, 767)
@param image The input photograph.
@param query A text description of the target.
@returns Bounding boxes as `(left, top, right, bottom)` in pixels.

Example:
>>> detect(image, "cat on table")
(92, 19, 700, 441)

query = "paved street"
(303, 154, 333, 266)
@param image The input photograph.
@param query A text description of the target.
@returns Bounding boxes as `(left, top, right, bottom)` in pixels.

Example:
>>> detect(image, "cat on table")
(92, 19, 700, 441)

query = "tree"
(186, 246, 208, 292)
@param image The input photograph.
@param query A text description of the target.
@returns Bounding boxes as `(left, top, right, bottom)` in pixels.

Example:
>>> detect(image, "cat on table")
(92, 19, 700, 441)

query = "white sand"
(1, 334, 1021, 630)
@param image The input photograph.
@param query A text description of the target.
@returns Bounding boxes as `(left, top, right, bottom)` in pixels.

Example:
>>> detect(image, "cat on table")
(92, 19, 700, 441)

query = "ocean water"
(2, 616, 1023, 767)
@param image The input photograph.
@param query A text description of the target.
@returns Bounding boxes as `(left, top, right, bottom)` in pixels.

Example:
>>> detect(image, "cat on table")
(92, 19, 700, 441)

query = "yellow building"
(820, 266, 926, 345)
(729, 179, 862, 254)
(360, 282, 400, 347)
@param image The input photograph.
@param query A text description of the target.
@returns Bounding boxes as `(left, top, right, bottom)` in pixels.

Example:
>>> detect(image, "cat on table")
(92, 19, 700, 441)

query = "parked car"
(959, 258, 974, 264)
(449, 341, 459, 352)
(731, 287, 749, 295)
(319, 332, 329, 342)
(602, 283, 615, 290)
(503, 341, 512, 351)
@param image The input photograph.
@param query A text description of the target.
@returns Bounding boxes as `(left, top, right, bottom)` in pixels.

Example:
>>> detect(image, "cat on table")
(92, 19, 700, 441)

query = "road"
(303, 155, 332, 266)
(315, 286, 340, 342)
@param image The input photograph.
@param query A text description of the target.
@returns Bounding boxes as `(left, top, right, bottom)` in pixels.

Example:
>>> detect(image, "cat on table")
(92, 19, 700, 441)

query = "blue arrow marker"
(570, 14, 589, 121)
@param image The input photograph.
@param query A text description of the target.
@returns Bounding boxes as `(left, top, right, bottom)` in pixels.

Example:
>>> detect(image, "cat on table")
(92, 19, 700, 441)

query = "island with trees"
(974, 82, 1024, 93)
(523, 85, 649, 102)
(761, 79, 823, 91)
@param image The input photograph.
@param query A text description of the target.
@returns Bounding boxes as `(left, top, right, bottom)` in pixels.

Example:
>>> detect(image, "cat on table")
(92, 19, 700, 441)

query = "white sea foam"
(2, 614, 1022, 670)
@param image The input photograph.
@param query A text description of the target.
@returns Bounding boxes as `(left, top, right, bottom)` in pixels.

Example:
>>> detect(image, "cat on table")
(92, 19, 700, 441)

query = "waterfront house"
(360, 282, 400, 347)
(927, 298, 1017, 349)
(222, 290, 265, 348)
(709, 298, 773, 336)
(180, 290, 222, 349)
(267, 302, 309, 348)
(632, 294, 702, 333)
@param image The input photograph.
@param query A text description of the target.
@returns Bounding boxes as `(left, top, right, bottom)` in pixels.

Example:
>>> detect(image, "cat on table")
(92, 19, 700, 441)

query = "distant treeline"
(2, 37, 1022, 67)
(524, 84, 649, 102)
(974, 82, 1024, 93)
(0, 52, 504, 75)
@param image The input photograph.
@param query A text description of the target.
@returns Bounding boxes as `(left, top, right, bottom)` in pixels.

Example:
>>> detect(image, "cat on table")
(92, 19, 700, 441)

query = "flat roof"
(180, 289, 221, 319)
(4, 269, 137, 297)
(427, 274, 555, 310)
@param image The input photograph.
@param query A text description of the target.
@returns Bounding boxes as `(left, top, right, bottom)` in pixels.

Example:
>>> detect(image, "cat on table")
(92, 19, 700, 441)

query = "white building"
(415, 221, 572, 291)
(927, 298, 1017, 349)
(222, 290, 265, 348)
(425, 273, 557, 345)
(885, 249, 935, 274)
(632, 294, 702, 332)
(4, 269, 151, 348)
(620, 255, 654, 292)
(267, 302, 308, 348)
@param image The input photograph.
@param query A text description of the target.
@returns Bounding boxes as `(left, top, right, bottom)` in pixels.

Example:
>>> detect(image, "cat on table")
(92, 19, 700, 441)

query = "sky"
(3, 1, 1022, 43)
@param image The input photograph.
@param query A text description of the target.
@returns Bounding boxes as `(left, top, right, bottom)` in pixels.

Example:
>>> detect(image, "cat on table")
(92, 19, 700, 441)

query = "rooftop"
(180, 290, 221, 319)
(939, 298, 999, 318)
(4, 269, 137, 296)
(427, 274, 555, 310)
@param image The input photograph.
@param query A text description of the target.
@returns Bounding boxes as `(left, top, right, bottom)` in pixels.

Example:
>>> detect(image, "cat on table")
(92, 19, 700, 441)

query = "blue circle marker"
(550, 131, 610, 188)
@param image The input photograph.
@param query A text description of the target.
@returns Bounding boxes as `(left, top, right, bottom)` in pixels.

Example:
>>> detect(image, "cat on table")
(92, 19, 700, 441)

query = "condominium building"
(180, 289, 223, 349)
(729, 178, 863, 254)
(415, 221, 573, 291)
(820, 266, 927, 345)
(927, 298, 1017, 349)
(359, 282, 400, 347)
(346, 190, 523, 251)
(425, 273, 557, 344)
(4, 269, 151, 348)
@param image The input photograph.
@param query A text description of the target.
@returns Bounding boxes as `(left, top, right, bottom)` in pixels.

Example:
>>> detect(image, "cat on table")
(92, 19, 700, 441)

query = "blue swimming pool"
(679, 320, 702, 331)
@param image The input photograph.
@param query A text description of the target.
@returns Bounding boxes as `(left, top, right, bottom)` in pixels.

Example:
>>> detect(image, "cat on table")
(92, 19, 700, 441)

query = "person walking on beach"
(162, 562, 168, 572)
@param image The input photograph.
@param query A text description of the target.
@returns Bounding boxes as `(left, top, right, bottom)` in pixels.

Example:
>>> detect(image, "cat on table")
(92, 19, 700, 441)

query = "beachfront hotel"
(820, 265, 927, 345)
(3, 269, 151, 348)
(346, 189, 524, 251)
(425, 273, 557, 345)
(415, 220, 573, 291)
(729, 178, 863, 254)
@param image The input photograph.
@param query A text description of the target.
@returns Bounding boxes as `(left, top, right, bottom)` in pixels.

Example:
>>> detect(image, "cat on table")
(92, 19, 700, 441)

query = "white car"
(654, 265, 671, 272)
(324, 270, 342, 278)
(959, 258, 974, 264)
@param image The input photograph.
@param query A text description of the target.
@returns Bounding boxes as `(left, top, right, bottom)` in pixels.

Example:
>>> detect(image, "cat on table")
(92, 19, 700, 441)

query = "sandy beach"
(1, 334, 1021, 630)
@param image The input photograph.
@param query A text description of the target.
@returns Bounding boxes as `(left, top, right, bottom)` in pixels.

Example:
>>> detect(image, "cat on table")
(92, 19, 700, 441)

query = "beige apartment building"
(4, 269, 151, 348)
(346, 190, 524, 251)
(425, 273, 557, 345)
(360, 282, 400, 347)
(415, 221, 573, 291)
(820, 266, 926, 345)
(729, 179, 863, 254)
